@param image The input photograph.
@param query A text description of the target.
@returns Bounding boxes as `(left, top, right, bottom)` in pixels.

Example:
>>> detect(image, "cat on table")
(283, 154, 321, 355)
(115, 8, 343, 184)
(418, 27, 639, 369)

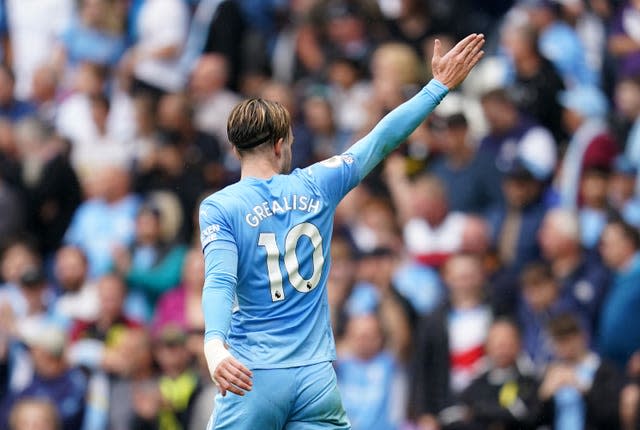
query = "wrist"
(204, 338, 232, 374)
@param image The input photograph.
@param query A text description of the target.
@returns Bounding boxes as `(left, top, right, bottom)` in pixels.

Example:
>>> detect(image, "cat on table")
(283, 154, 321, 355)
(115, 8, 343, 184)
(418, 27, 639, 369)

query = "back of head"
(227, 98, 291, 156)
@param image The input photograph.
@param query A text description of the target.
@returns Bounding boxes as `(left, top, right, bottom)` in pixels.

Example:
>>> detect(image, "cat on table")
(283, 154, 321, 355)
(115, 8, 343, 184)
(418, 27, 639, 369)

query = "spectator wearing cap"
(410, 253, 493, 428)
(538, 313, 624, 430)
(537, 208, 611, 334)
(479, 88, 557, 185)
(501, 20, 566, 143)
(608, 155, 640, 226)
(557, 85, 619, 209)
(486, 157, 548, 274)
(0, 323, 88, 430)
(522, 0, 598, 86)
(112, 200, 187, 322)
(609, 0, 640, 79)
(598, 219, 640, 369)
(429, 112, 502, 213)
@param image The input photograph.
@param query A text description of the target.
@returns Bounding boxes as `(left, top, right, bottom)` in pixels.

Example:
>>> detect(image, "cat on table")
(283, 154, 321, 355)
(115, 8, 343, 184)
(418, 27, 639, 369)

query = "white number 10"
(258, 222, 325, 302)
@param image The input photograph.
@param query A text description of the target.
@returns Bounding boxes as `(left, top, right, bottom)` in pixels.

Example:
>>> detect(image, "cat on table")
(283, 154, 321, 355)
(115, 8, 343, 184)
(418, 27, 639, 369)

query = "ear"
(274, 138, 284, 158)
(231, 145, 241, 159)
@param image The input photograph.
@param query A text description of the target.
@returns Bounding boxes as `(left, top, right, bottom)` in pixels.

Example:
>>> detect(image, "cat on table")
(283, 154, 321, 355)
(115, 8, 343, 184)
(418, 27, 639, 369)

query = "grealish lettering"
(244, 195, 323, 227)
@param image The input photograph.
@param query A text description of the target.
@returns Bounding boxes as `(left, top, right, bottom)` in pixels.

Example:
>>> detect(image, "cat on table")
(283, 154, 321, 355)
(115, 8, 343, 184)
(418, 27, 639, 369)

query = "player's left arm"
(200, 199, 253, 396)
(346, 34, 485, 181)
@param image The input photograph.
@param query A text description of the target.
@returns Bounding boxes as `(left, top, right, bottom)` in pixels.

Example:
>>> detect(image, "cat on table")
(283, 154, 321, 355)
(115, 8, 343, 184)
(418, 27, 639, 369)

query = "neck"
(552, 251, 581, 278)
(240, 157, 279, 180)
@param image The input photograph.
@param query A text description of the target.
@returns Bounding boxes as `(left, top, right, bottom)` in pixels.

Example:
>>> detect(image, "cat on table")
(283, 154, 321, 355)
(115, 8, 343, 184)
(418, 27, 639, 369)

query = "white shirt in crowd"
(134, 0, 190, 92)
(5, 0, 74, 100)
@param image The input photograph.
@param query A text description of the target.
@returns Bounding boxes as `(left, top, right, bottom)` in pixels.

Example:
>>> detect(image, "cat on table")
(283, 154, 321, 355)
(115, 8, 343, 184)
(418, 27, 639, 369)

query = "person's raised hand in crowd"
(431, 33, 484, 89)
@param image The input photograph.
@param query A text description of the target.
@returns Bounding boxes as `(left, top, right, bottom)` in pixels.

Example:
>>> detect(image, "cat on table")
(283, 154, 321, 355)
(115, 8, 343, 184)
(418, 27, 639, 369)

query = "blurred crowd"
(1, 0, 640, 429)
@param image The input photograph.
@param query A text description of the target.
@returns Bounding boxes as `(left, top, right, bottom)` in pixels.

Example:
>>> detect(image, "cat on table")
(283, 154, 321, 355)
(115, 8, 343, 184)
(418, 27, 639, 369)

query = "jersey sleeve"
(299, 79, 448, 206)
(346, 79, 448, 181)
(199, 197, 238, 343)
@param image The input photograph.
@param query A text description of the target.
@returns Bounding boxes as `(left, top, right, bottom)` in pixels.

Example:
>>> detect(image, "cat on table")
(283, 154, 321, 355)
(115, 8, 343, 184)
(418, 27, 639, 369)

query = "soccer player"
(200, 33, 485, 429)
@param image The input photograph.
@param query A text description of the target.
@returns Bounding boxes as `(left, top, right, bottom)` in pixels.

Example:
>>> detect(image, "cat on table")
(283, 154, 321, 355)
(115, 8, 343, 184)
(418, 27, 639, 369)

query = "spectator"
(29, 65, 60, 125)
(15, 126, 82, 255)
(132, 324, 201, 429)
(486, 159, 547, 274)
(347, 247, 414, 359)
(303, 91, 352, 161)
(608, 155, 640, 226)
(523, 0, 598, 85)
(336, 313, 407, 430)
(112, 201, 187, 322)
(478, 88, 557, 185)
(618, 76, 640, 177)
(609, 0, 640, 79)
(383, 0, 450, 56)
(410, 253, 493, 428)
(537, 208, 611, 332)
(386, 169, 468, 268)
(51, 246, 99, 324)
(501, 21, 566, 142)
(64, 165, 139, 277)
(327, 56, 371, 134)
(578, 165, 616, 249)
(152, 247, 205, 336)
(538, 313, 624, 429)
(0, 64, 35, 122)
(52, 0, 126, 81)
(598, 219, 640, 368)
(190, 54, 240, 148)
(123, 0, 189, 98)
(3, 0, 74, 99)
(458, 318, 540, 429)
(8, 397, 61, 430)
(557, 85, 619, 209)
(428, 113, 501, 213)
(517, 262, 579, 370)
(0, 323, 87, 430)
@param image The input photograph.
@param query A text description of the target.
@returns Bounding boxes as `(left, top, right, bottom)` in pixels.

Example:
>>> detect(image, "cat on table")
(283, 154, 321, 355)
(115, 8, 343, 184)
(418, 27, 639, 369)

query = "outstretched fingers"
(460, 34, 485, 63)
(449, 33, 479, 57)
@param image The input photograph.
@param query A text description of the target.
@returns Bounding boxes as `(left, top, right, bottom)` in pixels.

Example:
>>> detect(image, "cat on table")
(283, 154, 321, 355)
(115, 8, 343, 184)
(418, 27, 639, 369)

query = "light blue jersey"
(199, 79, 449, 371)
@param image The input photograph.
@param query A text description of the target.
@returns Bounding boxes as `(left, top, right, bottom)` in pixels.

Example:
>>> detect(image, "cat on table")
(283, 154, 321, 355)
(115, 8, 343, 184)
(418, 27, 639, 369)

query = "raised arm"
(347, 33, 485, 180)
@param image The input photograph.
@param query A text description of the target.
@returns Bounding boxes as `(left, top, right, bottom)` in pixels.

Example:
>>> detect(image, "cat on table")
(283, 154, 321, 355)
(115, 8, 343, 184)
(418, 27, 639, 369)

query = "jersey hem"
(235, 354, 337, 370)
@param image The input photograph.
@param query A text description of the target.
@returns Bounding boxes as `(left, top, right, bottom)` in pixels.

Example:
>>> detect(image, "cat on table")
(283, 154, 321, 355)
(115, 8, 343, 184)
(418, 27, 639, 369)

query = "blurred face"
(182, 249, 205, 292)
(118, 329, 153, 374)
(412, 180, 447, 225)
(482, 99, 516, 134)
(538, 214, 572, 260)
(503, 178, 539, 209)
(328, 61, 358, 89)
(609, 173, 636, 207)
(1, 244, 38, 285)
(154, 339, 192, 377)
(303, 98, 334, 134)
(10, 402, 58, 430)
(97, 276, 125, 320)
(523, 280, 558, 312)
(190, 55, 228, 98)
(580, 171, 608, 208)
(443, 255, 485, 302)
(501, 27, 530, 64)
(31, 346, 64, 379)
(345, 314, 384, 360)
(599, 224, 634, 269)
(443, 126, 468, 155)
(81, 0, 106, 27)
(562, 108, 583, 134)
(552, 333, 586, 363)
(486, 322, 521, 369)
(0, 69, 14, 105)
(54, 247, 87, 292)
(136, 211, 161, 244)
(616, 80, 640, 118)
